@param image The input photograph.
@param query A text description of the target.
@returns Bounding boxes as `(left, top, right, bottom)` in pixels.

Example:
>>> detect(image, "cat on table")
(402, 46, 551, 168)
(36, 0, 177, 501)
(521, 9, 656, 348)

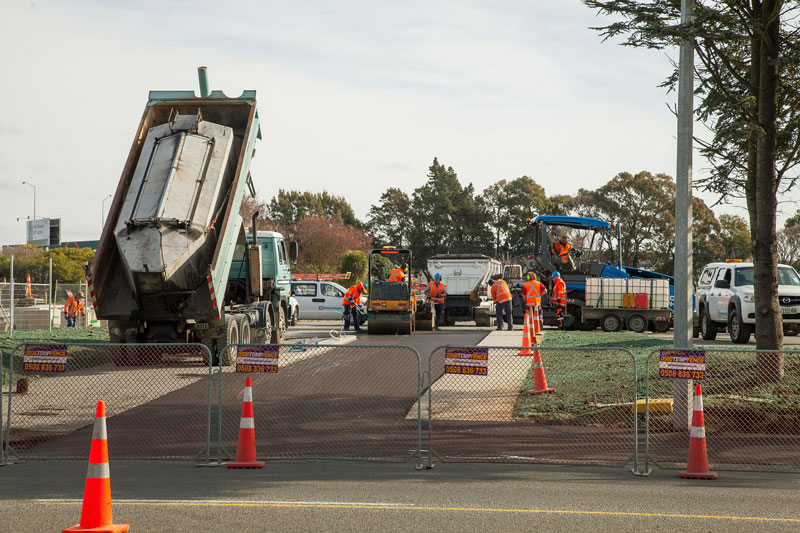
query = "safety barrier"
(214, 343, 423, 467)
(644, 348, 800, 473)
(2, 342, 214, 462)
(425, 345, 638, 468)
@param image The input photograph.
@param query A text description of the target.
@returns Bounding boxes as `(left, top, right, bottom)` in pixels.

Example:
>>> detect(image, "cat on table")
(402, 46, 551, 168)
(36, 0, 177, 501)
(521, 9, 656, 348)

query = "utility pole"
(673, 0, 695, 429)
(22, 181, 36, 220)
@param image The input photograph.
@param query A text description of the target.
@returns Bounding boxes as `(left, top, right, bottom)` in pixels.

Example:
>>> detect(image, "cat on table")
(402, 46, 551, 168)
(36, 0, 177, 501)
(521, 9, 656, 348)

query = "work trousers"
(343, 305, 361, 331)
(496, 300, 513, 331)
(433, 303, 444, 327)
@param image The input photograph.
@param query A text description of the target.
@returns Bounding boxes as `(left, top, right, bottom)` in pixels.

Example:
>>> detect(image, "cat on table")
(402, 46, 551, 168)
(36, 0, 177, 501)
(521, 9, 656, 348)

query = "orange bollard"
(228, 377, 265, 469)
(679, 384, 718, 480)
(519, 309, 532, 356)
(527, 331, 555, 395)
(63, 401, 129, 533)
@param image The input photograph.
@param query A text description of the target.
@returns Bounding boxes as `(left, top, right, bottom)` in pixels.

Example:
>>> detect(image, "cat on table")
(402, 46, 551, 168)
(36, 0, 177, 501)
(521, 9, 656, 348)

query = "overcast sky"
(0, 0, 793, 246)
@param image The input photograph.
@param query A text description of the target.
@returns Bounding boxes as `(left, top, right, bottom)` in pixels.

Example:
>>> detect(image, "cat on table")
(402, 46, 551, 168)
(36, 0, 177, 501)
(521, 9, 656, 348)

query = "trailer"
(88, 68, 296, 365)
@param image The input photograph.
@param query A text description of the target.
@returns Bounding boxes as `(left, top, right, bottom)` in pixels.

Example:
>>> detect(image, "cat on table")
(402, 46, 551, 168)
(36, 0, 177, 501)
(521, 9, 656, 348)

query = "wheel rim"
(701, 314, 708, 334)
(604, 316, 618, 330)
(629, 316, 645, 332)
(731, 312, 739, 337)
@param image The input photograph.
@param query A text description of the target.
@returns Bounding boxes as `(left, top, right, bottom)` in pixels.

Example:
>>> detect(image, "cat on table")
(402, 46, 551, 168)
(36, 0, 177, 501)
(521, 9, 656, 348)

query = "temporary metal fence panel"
(1, 347, 6, 465)
(1, 283, 54, 332)
(645, 348, 800, 473)
(4, 342, 214, 461)
(217, 343, 422, 465)
(426, 345, 637, 467)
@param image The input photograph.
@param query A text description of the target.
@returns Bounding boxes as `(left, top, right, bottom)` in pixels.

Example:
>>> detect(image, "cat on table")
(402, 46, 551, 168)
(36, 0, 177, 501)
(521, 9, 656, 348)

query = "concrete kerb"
(423, 343, 638, 471)
(216, 343, 424, 469)
(3, 342, 215, 465)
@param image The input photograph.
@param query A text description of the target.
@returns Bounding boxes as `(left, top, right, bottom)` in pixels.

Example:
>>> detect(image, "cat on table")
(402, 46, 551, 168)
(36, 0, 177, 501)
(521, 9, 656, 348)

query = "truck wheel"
(650, 320, 670, 333)
(235, 315, 251, 345)
(221, 315, 239, 366)
(728, 308, 752, 344)
(700, 310, 717, 341)
(626, 314, 647, 333)
(270, 306, 286, 344)
(600, 313, 622, 332)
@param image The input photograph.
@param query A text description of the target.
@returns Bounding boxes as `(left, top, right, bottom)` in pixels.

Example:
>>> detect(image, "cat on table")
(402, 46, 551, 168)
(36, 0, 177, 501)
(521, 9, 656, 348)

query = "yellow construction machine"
(367, 247, 417, 334)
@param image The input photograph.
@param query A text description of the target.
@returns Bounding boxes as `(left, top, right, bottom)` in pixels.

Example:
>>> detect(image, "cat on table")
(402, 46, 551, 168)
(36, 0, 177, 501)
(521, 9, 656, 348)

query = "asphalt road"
(1, 460, 798, 532)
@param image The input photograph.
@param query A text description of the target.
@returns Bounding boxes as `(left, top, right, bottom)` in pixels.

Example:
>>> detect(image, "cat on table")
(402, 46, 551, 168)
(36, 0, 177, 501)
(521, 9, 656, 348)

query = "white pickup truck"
(695, 260, 800, 343)
(426, 254, 501, 326)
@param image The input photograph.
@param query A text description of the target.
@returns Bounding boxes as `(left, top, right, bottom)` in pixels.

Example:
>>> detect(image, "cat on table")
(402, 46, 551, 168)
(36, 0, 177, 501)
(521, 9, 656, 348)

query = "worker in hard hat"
(552, 234, 575, 269)
(489, 277, 514, 331)
(551, 271, 567, 328)
(64, 291, 86, 327)
(342, 281, 368, 331)
(425, 273, 447, 331)
(387, 264, 407, 283)
(523, 272, 546, 331)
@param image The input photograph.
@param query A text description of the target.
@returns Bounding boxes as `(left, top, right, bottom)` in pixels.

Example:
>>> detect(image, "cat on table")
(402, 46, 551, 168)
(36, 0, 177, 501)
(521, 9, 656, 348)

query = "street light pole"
(101, 194, 112, 231)
(22, 181, 36, 221)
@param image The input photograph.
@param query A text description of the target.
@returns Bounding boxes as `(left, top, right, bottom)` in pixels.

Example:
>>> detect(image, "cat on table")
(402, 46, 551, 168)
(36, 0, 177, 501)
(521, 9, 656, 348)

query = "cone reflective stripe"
(531, 306, 541, 335)
(63, 401, 129, 533)
(679, 384, 718, 480)
(25, 273, 32, 298)
(228, 376, 264, 469)
(527, 329, 555, 395)
(519, 310, 532, 356)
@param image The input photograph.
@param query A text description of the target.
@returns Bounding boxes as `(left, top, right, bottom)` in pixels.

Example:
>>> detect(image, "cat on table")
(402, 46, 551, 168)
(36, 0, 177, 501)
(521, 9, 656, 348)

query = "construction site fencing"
(2, 342, 214, 463)
(644, 348, 800, 473)
(425, 345, 638, 468)
(214, 343, 423, 467)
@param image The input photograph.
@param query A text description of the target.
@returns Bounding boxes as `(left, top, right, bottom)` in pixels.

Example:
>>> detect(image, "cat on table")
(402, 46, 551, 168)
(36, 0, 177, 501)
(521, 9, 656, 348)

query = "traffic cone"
(679, 384, 718, 480)
(227, 377, 264, 469)
(519, 309, 532, 356)
(63, 401, 129, 533)
(531, 305, 541, 335)
(25, 273, 32, 298)
(527, 331, 555, 395)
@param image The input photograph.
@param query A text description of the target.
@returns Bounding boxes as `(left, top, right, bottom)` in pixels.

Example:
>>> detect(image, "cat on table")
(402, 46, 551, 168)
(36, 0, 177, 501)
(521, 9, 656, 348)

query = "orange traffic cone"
(519, 309, 532, 356)
(228, 377, 264, 469)
(679, 384, 718, 479)
(527, 329, 555, 395)
(63, 401, 129, 533)
(25, 273, 32, 298)
(531, 305, 542, 335)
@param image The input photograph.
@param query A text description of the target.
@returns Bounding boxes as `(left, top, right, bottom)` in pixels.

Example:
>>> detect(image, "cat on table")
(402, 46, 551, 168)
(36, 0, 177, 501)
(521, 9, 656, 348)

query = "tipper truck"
(88, 68, 296, 364)
(424, 254, 500, 327)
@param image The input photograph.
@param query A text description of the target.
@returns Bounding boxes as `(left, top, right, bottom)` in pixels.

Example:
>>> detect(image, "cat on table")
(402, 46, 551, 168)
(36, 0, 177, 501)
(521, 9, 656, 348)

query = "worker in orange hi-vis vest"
(425, 273, 447, 331)
(489, 277, 514, 331)
(387, 265, 406, 282)
(523, 272, 546, 330)
(64, 291, 86, 327)
(341, 282, 368, 331)
(551, 234, 575, 269)
(551, 271, 567, 328)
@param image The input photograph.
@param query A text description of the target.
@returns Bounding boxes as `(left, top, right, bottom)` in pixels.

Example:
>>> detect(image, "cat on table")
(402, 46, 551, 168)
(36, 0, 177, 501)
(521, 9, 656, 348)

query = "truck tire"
(728, 308, 752, 344)
(626, 313, 648, 333)
(650, 319, 670, 333)
(600, 313, 622, 332)
(700, 310, 717, 341)
(221, 315, 239, 366)
(236, 314, 251, 345)
(270, 306, 286, 344)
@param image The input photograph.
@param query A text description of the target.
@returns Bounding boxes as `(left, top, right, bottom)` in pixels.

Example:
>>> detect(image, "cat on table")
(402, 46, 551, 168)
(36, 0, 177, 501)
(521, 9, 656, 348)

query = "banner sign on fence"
(23, 344, 67, 373)
(236, 345, 279, 373)
(658, 350, 705, 380)
(445, 347, 488, 376)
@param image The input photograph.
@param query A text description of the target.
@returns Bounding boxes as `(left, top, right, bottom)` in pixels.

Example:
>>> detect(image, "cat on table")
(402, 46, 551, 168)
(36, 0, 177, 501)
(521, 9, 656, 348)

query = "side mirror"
(714, 279, 730, 289)
(289, 241, 298, 263)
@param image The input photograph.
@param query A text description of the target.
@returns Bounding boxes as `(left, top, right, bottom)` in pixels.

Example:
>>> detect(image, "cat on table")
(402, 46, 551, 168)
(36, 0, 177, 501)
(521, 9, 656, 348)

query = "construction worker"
(387, 265, 406, 283)
(523, 272, 546, 329)
(551, 271, 567, 328)
(64, 291, 86, 327)
(552, 235, 574, 269)
(341, 281, 368, 331)
(489, 277, 514, 331)
(425, 273, 447, 331)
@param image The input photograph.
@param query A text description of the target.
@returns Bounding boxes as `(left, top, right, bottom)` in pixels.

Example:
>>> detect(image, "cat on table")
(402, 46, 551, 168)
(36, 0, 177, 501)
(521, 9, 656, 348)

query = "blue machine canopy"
(532, 216, 612, 229)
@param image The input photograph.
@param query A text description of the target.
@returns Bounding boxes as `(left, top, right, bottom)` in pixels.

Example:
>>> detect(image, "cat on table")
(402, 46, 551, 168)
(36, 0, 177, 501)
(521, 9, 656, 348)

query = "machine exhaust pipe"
(197, 66, 210, 97)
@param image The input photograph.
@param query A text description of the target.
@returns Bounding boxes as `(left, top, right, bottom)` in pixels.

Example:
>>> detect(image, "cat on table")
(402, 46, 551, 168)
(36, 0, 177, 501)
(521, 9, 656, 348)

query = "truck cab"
(228, 231, 293, 306)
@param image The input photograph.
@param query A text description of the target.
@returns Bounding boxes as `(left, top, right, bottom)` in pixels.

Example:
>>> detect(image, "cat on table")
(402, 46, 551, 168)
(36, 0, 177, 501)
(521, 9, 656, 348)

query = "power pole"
(673, 0, 695, 429)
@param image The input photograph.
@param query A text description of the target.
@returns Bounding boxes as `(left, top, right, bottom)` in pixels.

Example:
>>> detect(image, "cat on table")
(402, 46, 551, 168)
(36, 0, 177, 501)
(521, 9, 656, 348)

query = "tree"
(585, 0, 797, 378)
(777, 225, 800, 269)
(269, 190, 360, 228)
(293, 216, 372, 272)
(715, 214, 752, 259)
(479, 176, 549, 255)
(340, 250, 368, 287)
(366, 188, 411, 248)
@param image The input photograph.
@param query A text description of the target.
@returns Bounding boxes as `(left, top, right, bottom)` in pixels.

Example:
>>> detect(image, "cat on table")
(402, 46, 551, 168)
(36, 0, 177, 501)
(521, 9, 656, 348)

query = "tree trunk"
(753, 0, 784, 381)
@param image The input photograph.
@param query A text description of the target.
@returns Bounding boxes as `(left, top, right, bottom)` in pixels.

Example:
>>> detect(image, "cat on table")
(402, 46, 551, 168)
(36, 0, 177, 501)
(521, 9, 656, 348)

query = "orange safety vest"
(64, 296, 85, 318)
(552, 278, 567, 306)
(427, 281, 447, 304)
(342, 286, 362, 307)
(491, 280, 513, 304)
(523, 280, 546, 307)
(553, 242, 572, 265)
(388, 268, 405, 282)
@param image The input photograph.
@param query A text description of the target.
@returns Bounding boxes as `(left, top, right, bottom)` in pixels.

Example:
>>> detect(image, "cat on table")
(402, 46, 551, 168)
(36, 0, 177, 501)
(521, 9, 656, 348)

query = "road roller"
(367, 247, 416, 335)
